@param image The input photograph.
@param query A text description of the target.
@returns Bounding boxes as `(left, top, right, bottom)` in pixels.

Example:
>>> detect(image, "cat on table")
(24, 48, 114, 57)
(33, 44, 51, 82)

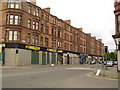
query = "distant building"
(0, 0, 104, 66)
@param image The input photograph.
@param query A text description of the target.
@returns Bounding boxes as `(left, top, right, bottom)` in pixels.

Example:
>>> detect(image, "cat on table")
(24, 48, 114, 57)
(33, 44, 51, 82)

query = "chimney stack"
(64, 20, 71, 25)
(98, 39, 102, 42)
(29, 0, 36, 5)
(42, 7, 51, 13)
(78, 28, 83, 31)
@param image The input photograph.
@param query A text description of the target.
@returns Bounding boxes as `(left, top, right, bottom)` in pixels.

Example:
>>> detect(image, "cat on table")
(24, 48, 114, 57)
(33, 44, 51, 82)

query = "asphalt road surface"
(2, 64, 118, 88)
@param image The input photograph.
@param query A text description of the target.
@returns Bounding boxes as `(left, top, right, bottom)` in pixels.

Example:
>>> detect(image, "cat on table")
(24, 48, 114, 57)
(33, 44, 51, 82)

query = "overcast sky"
(35, 0, 115, 52)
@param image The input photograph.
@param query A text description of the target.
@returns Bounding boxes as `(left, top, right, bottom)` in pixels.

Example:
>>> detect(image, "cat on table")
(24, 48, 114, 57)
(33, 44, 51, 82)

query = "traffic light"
(104, 46, 108, 53)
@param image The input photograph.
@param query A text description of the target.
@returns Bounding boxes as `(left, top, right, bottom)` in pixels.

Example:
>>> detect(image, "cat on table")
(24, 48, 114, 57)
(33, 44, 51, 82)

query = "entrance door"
(31, 51, 39, 64)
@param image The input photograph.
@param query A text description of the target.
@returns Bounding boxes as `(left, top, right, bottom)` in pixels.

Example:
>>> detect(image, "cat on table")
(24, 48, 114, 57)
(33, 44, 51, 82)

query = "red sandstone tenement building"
(0, 0, 104, 66)
(113, 0, 120, 71)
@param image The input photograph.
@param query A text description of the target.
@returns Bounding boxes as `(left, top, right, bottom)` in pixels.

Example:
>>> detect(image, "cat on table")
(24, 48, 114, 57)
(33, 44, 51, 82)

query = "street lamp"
(113, 36, 120, 72)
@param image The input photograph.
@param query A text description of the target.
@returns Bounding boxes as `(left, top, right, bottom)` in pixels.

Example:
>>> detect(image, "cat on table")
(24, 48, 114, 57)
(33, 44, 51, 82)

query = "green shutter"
(42, 53, 46, 65)
(31, 52, 39, 64)
(47, 53, 50, 64)
(52, 53, 56, 64)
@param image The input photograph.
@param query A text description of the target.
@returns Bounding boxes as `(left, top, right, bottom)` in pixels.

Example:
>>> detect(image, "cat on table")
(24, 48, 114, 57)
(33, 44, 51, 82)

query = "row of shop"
(0, 43, 103, 66)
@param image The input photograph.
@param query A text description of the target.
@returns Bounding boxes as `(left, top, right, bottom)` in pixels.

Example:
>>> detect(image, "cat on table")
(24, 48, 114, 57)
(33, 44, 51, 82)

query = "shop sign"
(58, 50, 63, 53)
(47, 49, 56, 52)
(26, 45, 40, 50)
(0, 44, 5, 47)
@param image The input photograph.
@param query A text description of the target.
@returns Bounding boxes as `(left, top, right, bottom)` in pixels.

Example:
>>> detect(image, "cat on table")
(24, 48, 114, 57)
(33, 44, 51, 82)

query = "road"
(2, 64, 118, 88)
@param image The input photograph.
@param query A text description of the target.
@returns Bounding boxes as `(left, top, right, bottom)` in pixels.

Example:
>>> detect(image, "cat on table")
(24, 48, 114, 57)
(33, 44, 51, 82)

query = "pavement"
(89, 65, 120, 80)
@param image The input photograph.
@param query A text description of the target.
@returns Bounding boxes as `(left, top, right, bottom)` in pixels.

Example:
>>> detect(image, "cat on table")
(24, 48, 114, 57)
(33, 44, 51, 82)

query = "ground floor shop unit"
(0, 43, 103, 66)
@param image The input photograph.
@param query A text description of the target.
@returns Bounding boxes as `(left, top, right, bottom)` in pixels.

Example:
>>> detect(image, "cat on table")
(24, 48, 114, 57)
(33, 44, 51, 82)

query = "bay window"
(10, 15, 14, 24)
(118, 15, 120, 32)
(6, 14, 22, 25)
(14, 15, 19, 25)
(8, 0, 22, 9)
(6, 30, 20, 41)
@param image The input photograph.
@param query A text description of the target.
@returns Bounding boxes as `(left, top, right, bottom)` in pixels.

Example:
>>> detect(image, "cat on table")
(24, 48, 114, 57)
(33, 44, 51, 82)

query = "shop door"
(52, 53, 56, 64)
(42, 52, 46, 65)
(31, 51, 39, 64)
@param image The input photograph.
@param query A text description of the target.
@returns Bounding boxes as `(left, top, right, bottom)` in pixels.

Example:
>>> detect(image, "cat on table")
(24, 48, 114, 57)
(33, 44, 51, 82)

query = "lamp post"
(113, 36, 120, 72)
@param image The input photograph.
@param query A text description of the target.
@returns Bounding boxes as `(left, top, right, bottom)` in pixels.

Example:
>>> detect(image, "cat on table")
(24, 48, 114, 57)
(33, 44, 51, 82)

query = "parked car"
(106, 61, 114, 67)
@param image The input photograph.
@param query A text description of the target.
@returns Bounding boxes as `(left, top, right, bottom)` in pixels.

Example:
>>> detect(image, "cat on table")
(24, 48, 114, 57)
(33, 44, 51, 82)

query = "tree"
(104, 52, 117, 61)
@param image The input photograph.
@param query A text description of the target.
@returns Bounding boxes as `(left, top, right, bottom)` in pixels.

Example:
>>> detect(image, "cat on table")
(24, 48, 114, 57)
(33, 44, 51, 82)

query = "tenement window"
(36, 35, 39, 44)
(36, 22, 39, 30)
(5, 30, 20, 41)
(118, 15, 120, 32)
(52, 39, 56, 47)
(10, 15, 14, 24)
(7, 14, 22, 25)
(33, 8, 36, 15)
(45, 37, 49, 46)
(28, 19, 31, 28)
(8, 0, 22, 9)
(36, 9, 39, 16)
(40, 37, 43, 45)
(28, 5, 32, 13)
(52, 27, 56, 36)
(58, 31, 62, 38)
(27, 33, 30, 43)
(33, 21, 36, 29)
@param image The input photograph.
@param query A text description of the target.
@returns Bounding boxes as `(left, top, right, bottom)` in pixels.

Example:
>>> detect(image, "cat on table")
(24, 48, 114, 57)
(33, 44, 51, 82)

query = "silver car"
(106, 61, 114, 67)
